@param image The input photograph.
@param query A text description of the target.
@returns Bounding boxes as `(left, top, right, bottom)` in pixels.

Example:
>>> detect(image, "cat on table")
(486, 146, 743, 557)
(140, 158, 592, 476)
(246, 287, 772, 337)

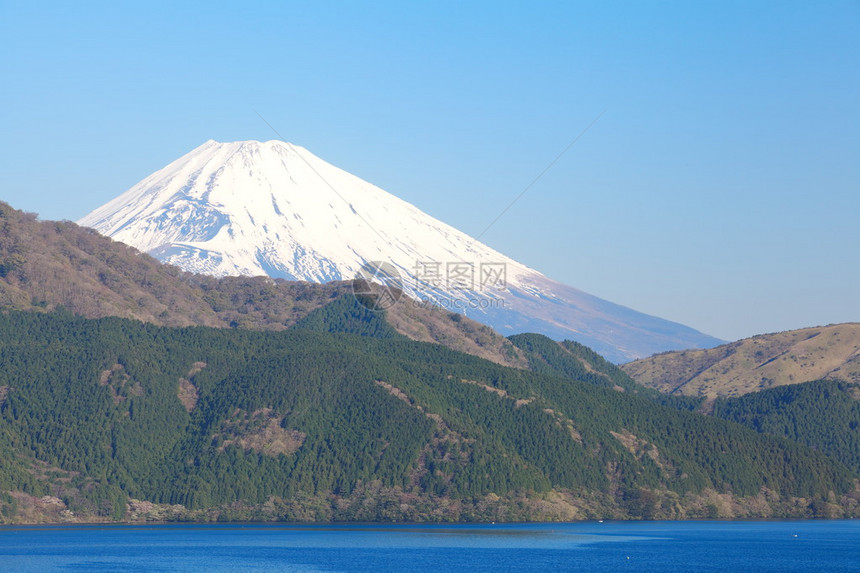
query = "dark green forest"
(508, 333, 704, 411)
(0, 307, 856, 522)
(713, 379, 860, 475)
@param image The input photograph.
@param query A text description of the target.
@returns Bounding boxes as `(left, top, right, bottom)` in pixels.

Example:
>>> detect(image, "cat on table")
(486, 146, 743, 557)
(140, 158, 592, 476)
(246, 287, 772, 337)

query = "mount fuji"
(79, 139, 722, 362)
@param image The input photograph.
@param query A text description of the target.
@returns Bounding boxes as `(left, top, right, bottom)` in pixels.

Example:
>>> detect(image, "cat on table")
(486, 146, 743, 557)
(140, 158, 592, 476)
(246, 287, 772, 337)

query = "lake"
(1, 520, 858, 572)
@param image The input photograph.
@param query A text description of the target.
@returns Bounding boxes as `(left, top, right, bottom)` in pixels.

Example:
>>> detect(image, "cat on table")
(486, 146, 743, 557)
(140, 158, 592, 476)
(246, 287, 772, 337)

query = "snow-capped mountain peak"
(79, 139, 722, 362)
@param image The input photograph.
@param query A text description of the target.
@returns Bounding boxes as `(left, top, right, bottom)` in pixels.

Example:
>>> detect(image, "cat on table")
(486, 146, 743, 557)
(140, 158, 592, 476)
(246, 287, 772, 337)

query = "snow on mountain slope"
(79, 139, 723, 362)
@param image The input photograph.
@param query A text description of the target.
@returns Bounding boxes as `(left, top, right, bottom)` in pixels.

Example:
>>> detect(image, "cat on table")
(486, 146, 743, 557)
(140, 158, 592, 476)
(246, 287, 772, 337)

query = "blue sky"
(1, 1, 858, 341)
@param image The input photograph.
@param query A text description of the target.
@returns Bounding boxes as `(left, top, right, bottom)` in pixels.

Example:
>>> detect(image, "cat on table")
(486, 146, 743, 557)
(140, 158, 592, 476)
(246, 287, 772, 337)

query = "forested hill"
(0, 310, 857, 524)
(290, 297, 692, 406)
(0, 199, 673, 399)
(713, 379, 860, 475)
(0, 201, 526, 367)
(507, 333, 701, 410)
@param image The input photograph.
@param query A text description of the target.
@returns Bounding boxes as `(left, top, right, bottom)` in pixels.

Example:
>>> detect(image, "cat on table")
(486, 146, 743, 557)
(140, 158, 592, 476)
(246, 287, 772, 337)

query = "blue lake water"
(1, 520, 859, 572)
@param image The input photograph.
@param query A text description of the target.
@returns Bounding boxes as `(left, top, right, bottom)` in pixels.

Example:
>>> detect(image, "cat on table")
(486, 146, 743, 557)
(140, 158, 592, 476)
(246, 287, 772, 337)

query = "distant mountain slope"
(0, 310, 855, 524)
(77, 139, 723, 362)
(622, 324, 860, 397)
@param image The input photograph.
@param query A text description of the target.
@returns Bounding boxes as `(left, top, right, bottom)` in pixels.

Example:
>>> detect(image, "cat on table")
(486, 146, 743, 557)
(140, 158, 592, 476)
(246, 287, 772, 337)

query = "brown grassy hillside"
(0, 202, 344, 328)
(621, 324, 860, 397)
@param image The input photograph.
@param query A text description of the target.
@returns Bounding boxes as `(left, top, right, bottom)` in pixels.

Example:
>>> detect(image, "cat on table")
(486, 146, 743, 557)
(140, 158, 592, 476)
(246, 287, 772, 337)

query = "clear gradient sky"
(1, 1, 858, 341)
